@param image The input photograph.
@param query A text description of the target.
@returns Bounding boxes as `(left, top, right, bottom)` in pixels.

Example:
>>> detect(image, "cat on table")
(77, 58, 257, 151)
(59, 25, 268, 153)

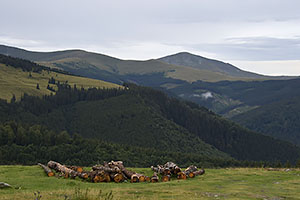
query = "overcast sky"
(1, 0, 300, 75)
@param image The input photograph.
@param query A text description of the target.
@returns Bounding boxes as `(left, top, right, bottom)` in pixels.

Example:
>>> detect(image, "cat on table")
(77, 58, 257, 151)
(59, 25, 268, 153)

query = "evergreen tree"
(10, 94, 16, 103)
(48, 77, 56, 84)
(285, 160, 291, 168)
(47, 84, 55, 92)
(296, 160, 300, 168)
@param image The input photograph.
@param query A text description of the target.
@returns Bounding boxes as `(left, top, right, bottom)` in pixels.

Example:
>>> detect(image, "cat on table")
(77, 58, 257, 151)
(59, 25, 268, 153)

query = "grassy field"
(0, 64, 121, 101)
(1, 166, 300, 200)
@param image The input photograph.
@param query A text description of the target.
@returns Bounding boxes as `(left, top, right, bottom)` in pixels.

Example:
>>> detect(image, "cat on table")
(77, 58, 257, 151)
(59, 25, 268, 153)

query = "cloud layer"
(0, 0, 300, 75)
(187, 36, 300, 61)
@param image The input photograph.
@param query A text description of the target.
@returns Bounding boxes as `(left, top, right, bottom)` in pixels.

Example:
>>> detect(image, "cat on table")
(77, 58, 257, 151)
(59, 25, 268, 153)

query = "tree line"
(0, 54, 71, 74)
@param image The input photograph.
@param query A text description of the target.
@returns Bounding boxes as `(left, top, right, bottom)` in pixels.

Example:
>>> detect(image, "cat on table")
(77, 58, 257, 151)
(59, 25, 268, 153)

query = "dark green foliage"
(166, 79, 300, 146)
(296, 160, 300, 168)
(46, 85, 55, 92)
(0, 54, 45, 72)
(2, 45, 299, 151)
(50, 59, 300, 149)
(285, 160, 291, 168)
(191, 79, 300, 106)
(0, 121, 235, 167)
(232, 96, 300, 146)
(48, 77, 56, 84)
(125, 84, 300, 163)
(168, 79, 300, 113)
(10, 94, 16, 103)
(0, 84, 300, 165)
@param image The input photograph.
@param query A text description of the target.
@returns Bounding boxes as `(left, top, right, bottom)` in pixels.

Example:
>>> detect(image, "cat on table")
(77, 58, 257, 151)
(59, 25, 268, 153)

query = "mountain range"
(0, 44, 293, 84)
(1, 44, 300, 148)
(1, 54, 299, 167)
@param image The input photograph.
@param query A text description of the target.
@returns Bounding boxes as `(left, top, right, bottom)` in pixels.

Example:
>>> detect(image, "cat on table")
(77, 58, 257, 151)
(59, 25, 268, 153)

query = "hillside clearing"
(0, 64, 121, 101)
(1, 166, 300, 199)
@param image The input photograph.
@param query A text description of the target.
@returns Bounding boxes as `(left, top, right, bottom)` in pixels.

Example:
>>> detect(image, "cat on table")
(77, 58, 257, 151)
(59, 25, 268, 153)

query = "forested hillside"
(0, 83, 299, 165)
(167, 79, 300, 114)
(1, 54, 300, 166)
(0, 86, 232, 167)
(2, 47, 300, 150)
(232, 96, 300, 146)
(166, 78, 300, 144)
(0, 121, 232, 167)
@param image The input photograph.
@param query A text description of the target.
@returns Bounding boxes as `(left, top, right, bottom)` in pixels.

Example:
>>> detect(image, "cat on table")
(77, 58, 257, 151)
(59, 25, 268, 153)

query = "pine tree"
(48, 77, 55, 84)
(10, 94, 16, 103)
(285, 160, 291, 168)
(296, 160, 300, 168)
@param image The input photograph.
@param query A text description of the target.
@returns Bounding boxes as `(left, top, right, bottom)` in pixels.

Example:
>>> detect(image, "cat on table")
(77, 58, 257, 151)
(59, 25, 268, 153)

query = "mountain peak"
(173, 51, 195, 56)
(161, 52, 204, 59)
(158, 51, 264, 79)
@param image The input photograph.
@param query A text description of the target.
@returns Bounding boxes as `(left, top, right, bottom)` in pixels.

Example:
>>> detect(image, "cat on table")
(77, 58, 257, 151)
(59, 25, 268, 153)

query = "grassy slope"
(1, 165, 300, 200)
(0, 45, 277, 82)
(0, 64, 121, 101)
(40, 56, 246, 83)
(158, 52, 264, 79)
(159, 52, 298, 81)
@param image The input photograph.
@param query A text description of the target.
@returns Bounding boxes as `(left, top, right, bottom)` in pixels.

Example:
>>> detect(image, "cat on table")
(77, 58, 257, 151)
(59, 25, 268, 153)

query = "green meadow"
(0, 64, 121, 101)
(1, 165, 300, 199)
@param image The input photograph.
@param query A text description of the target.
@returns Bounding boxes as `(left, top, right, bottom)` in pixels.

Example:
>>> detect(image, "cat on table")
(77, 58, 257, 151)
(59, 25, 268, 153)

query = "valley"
(1, 45, 300, 147)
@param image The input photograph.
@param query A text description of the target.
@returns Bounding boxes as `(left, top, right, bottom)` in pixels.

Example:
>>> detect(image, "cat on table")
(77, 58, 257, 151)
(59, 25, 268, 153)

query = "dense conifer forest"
(0, 83, 299, 166)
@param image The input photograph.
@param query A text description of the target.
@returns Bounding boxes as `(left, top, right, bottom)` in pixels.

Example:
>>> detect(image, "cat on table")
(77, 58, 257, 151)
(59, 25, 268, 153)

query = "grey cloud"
(187, 37, 300, 61)
(1, 0, 300, 64)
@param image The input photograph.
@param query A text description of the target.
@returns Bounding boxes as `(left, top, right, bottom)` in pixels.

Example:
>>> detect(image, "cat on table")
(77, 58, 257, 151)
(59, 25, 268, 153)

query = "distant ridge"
(0, 44, 120, 62)
(159, 52, 267, 79)
(0, 44, 294, 84)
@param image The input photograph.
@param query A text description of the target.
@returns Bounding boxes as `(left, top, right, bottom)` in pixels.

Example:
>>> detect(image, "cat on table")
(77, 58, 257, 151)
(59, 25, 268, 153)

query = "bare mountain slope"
(1, 45, 292, 84)
(158, 52, 291, 79)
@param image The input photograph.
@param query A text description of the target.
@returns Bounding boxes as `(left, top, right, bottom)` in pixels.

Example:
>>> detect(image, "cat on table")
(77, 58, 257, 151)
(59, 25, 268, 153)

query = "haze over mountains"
(1, 44, 300, 149)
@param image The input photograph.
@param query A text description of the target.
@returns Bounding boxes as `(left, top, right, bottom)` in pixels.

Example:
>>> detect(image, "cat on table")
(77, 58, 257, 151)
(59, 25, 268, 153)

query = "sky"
(0, 0, 300, 75)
